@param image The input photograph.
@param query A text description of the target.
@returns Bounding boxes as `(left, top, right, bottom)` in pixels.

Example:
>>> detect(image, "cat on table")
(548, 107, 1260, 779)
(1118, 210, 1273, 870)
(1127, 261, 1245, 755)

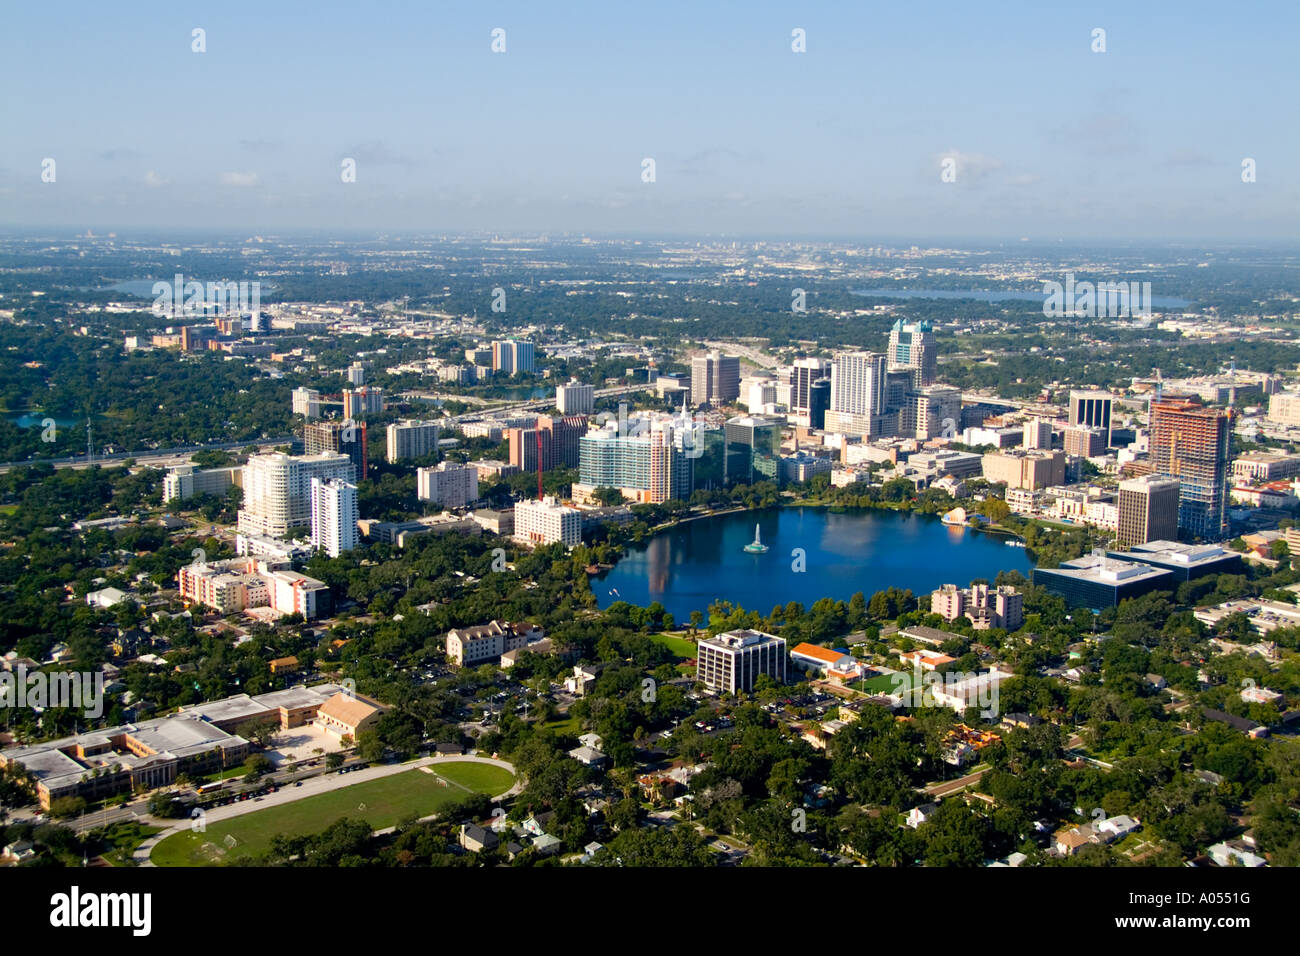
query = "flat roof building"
(1032, 552, 1175, 610)
(696, 629, 786, 694)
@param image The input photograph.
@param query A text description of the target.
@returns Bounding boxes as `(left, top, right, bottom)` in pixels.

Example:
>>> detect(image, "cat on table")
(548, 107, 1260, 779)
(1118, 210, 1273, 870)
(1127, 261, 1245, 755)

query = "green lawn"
(651, 633, 699, 659)
(859, 671, 912, 694)
(150, 761, 514, 867)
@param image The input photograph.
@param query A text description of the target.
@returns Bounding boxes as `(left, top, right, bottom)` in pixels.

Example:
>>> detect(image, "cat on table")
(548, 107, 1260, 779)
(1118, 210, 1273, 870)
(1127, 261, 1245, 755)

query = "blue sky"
(2, 0, 1296, 240)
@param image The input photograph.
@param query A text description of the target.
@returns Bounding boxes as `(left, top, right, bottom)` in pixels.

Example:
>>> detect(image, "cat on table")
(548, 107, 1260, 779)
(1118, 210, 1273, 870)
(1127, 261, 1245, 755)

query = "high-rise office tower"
(905, 386, 962, 440)
(825, 351, 887, 438)
(239, 452, 355, 539)
(724, 415, 783, 486)
(1149, 397, 1232, 539)
(808, 379, 831, 430)
(303, 419, 367, 480)
(555, 378, 595, 415)
(1069, 390, 1114, 447)
(386, 420, 441, 463)
(1116, 475, 1182, 548)
(691, 352, 741, 407)
(787, 357, 831, 425)
(310, 477, 359, 557)
(887, 319, 937, 387)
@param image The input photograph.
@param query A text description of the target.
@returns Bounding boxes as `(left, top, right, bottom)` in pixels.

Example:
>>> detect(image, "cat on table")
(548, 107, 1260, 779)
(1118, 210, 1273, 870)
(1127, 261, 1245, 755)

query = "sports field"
(150, 761, 514, 867)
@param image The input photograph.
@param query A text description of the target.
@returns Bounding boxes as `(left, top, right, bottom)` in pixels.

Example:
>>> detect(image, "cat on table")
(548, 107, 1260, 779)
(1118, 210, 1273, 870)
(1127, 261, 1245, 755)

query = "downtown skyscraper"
(1149, 397, 1232, 540)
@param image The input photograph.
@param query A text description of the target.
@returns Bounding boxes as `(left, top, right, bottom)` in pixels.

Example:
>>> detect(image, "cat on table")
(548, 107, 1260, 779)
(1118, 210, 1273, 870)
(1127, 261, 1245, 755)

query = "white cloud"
(219, 171, 260, 187)
(143, 170, 170, 187)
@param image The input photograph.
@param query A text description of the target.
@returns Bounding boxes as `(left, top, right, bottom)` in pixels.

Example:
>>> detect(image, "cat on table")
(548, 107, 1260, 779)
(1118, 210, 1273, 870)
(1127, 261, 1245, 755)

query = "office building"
(1064, 425, 1106, 459)
(513, 496, 582, 547)
(1232, 450, 1300, 482)
(492, 340, 535, 375)
(691, 351, 741, 407)
(310, 477, 359, 557)
(465, 346, 493, 366)
(163, 464, 241, 503)
(1032, 554, 1175, 610)
(695, 629, 787, 694)
(556, 378, 595, 415)
(1116, 475, 1181, 547)
(982, 449, 1066, 490)
(887, 319, 937, 387)
(724, 415, 782, 486)
(507, 414, 588, 472)
(1023, 418, 1053, 451)
(1105, 540, 1244, 582)
(417, 462, 480, 509)
(237, 452, 355, 540)
(826, 351, 887, 438)
(808, 378, 831, 430)
(303, 419, 367, 481)
(904, 385, 961, 440)
(1149, 397, 1232, 539)
(1069, 390, 1114, 446)
(787, 358, 832, 425)
(386, 420, 441, 463)
(292, 387, 322, 419)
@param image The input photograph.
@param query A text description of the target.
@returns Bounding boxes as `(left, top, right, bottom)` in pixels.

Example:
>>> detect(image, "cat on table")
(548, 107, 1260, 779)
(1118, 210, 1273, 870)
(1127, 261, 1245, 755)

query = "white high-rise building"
(825, 351, 887, 438)
(386, 420, 441, 463)
(292, 387, 322, 419)
(513, 496, 582, 547)
(556, 378, 595, 415)
(238, 452, 355, 539)
(311, 477, 359, 557)
(417, 462, 480, 509)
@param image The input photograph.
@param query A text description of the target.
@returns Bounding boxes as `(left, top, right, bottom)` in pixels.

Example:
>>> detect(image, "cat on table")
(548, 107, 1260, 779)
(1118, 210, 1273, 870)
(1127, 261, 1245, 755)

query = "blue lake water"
(595, 506, 1033, 620)
(7, 413, 78, 429)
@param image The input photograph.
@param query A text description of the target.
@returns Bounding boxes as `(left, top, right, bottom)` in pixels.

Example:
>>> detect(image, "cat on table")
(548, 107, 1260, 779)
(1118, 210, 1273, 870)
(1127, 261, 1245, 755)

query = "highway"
(0, 383, 646, 475)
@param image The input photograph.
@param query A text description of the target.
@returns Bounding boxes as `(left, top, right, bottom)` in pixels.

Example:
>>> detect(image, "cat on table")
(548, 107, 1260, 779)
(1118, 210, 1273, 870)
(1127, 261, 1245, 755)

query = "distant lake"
(595, 506, 1032, 621)
(7, 413, 78, 429)
(851, 288, 1191, 307)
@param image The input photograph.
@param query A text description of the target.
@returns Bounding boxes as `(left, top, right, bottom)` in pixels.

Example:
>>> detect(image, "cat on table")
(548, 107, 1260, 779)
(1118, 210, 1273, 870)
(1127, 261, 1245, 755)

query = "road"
(0, 437, 293, 475)
(921, 765, 989, 798)
(0, 383, 644, 475)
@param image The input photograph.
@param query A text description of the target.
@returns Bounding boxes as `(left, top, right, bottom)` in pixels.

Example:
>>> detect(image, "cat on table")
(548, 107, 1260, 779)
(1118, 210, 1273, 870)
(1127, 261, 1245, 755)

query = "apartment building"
(445, 620, 545, 666)
(417, 462, 480, 509)
(310, 477, 359, 557)
(238, 452, 355, 539)
(163, 464, 241, 503)
(386, 420, 441, 463)
(513, 496, 582, 547)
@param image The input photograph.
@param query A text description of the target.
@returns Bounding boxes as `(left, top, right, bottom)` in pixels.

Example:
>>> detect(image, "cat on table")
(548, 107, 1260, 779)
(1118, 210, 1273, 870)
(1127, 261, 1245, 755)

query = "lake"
(594, 506, 1033, 620)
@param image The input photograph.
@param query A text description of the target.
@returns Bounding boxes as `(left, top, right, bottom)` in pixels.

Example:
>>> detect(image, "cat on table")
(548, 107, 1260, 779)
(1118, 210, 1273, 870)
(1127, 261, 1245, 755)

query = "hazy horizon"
(4, 1, 1296, 241)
